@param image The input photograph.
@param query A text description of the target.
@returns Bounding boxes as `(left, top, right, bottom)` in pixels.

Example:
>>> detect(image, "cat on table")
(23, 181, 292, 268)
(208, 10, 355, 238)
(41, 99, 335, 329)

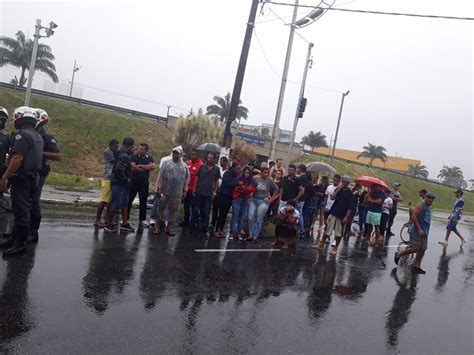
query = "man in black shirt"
(128, 143, 155, 228)
(296, 164, 310, 234)
(279, 164, 303, 211)
(313, 175, 353, 256)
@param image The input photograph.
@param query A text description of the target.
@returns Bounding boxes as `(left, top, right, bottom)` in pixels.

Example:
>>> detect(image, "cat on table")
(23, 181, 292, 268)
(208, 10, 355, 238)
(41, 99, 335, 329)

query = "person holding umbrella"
(363, 183, 386, 246)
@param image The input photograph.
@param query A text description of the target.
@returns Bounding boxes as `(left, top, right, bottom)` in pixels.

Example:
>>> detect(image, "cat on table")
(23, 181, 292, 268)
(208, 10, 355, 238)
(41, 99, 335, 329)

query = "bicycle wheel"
(400, 222, 411, 244)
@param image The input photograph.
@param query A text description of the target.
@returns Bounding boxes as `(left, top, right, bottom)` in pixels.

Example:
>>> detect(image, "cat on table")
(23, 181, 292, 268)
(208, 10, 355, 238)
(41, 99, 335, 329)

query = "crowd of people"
(0, 106, 468, 275)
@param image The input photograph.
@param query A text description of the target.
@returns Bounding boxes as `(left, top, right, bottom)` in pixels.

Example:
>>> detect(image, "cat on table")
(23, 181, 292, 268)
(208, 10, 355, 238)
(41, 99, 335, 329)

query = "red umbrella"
(355, 176, 389, 190)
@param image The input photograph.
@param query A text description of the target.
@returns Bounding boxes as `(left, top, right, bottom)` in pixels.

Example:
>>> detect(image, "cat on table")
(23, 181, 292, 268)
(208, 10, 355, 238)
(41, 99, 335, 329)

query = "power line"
(254, 26, 341, 93)
(265, 1, 474, 21)
(266, 6, 311, 44)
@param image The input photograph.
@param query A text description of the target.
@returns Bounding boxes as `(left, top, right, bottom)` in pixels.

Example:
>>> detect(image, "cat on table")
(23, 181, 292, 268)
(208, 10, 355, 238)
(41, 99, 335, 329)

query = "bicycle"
(399, 204, 413, 244)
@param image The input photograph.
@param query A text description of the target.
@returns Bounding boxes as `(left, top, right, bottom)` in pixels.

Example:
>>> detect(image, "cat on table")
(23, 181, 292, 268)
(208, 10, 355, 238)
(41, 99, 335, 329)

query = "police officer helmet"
(13, 106, 37, 129)
(0, 106, 8, 119)
(34, 108, 49, 128)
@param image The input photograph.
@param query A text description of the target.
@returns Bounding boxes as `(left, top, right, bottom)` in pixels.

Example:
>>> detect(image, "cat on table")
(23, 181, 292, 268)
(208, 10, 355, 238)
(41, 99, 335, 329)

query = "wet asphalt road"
(0, 206, 473, 354)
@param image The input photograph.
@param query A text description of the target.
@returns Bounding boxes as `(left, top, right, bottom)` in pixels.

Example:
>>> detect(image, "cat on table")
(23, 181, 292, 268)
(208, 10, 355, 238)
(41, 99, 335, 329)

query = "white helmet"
(34, 108, 49, 127)
(13, 106, 37, 128)
(0, 106, 8, 119)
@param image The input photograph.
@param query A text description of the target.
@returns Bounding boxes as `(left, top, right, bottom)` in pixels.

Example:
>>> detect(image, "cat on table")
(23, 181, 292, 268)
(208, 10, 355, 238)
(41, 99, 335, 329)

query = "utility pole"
(69, 60, 80, 97)
(223, 0, 261, 148)
(24, 19, 57, 106)
(24, 19, 42, 106)
(268, 0, 299, 161)
(166, 105, 171, 128)
(330, 90, 350, 165)
(286, 42, 313, 169)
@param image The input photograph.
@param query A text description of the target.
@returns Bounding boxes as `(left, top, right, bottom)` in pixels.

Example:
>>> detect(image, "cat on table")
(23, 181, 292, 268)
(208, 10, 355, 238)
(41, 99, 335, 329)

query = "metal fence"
(0, 82, 168, 125)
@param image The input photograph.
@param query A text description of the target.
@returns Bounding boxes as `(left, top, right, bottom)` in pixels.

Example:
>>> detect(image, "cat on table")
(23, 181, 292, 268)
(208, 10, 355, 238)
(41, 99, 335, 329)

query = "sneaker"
(461, 239, 467, 244)
(438, 240, 448, 246)
(104, 224, 118, 233)
(149, 219, 156, 227)
(139, 221, 150, 228)
(120, 223, 135, 233)
(411, 266, 426, 275)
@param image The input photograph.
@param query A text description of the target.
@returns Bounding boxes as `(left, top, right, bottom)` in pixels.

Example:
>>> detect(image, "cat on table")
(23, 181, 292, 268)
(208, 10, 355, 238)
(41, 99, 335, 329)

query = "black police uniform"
(4, 125, 43, 256)
(0, 128, 11, 169)
(30, 129, 60, 239)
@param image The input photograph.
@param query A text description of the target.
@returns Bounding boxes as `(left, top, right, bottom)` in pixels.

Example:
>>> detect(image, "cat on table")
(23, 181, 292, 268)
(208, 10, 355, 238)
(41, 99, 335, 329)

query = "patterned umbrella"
(306, 161, 336, 174)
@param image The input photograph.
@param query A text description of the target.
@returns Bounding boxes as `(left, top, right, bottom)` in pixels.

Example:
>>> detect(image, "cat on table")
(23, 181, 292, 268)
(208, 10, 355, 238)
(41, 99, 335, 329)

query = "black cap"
(454, 189, 463, 195)
(425, 192, 436, 199)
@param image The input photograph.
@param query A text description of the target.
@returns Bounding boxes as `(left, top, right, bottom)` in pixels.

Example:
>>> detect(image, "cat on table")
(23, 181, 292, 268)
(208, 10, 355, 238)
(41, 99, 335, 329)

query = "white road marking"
(195, 249, 279, 252)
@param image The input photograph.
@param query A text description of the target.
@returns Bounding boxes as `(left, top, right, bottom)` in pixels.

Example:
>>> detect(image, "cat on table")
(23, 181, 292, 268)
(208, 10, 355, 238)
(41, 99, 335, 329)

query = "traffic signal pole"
(286, 42, 313, 169)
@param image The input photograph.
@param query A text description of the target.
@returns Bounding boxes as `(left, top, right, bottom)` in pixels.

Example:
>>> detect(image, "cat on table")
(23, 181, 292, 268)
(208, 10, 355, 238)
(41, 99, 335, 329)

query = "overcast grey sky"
(1, 0, 472, 179)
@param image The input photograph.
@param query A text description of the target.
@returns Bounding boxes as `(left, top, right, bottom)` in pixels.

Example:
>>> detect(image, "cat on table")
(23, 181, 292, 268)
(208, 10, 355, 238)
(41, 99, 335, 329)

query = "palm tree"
(437, 166, 465, 188)
(407, 164, 429, 179)
(206, 92, 249, 124)
(0, 31, 58, 87)
(260, 127, 271, 139)
(301, 131, 328, 150)
(357, 143, 387, 168)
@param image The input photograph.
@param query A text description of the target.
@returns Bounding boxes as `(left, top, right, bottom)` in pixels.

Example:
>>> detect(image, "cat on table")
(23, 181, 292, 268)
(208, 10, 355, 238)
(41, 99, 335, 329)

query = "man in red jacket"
(181, 149, 202, 228)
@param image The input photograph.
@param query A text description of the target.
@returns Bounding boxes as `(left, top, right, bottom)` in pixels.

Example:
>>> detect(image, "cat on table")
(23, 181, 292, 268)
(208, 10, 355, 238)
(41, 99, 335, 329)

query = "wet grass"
(299, 155, 474, 213)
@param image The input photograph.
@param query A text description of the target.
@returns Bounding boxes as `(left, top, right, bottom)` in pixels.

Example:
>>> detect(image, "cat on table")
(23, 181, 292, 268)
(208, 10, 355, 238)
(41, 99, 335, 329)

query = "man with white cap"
(153, 146, 189, 236)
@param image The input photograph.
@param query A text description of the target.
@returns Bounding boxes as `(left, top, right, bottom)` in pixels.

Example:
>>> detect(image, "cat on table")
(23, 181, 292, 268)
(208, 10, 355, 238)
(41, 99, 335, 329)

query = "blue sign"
(235, 133, 265, 146)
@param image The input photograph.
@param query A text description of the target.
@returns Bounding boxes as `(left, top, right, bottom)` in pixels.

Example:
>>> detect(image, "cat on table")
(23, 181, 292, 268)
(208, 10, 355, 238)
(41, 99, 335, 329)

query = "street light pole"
(330, 90, 350, 165)
(268, 0, 299, 161)
(69, 60, 80, 97)
(24, 19, 42, 106)
(223, 0, 261, 149)
(286, 42, 313, 169)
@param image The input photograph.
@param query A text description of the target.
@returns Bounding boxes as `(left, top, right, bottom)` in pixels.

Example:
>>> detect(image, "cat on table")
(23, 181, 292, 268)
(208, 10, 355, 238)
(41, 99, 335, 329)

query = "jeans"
(195, 195, 212, 230)
(150, 197, 158, 221)
(248, 198, 269, 240)
(214, 193, 233, 232)
(230, 198, 249, 234)
(128, 183, 149, 221)
(296, 201, 305, 231)
(387, 209, 397, 233)
(183, 190, 197, 226)
(302, 203, 316, 230)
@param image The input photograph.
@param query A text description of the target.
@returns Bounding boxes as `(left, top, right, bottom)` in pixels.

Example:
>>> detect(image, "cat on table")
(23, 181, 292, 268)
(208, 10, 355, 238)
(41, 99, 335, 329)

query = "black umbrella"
(196, 143, 221, 154)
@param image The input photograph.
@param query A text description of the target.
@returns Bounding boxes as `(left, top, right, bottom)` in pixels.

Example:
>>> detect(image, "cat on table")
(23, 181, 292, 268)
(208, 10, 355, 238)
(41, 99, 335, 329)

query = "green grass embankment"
(0, 88, 174, 187)
(299, 155, 473, 213)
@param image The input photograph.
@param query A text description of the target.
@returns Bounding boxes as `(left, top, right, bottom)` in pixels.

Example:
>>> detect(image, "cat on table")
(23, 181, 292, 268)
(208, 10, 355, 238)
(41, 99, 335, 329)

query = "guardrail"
(0, 82, 168, 125)
(302, 149, 472, 193)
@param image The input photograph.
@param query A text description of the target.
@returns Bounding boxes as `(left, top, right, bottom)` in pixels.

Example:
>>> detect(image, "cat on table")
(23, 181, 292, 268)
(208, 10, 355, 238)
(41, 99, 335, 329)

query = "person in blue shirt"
(394, 192, 436, 274)
(439, 189, 466, 246)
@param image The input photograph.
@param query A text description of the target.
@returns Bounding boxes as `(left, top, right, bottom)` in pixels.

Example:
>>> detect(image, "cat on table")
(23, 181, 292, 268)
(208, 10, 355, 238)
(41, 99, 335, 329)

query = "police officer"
(29, 108, 61, 243)
(0, 107, 43, 257)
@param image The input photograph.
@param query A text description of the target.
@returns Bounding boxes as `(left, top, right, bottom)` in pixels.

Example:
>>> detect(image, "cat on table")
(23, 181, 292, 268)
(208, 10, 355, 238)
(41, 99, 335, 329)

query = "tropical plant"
(206, 92, 249, 124)
(437, 166, 466, 188)
(301, 131, 328, 150)
(407, 163, 429, 179)
(232, 141, 256, 165)
(174, 109, 224, 155)
(356, 143, 387, 168)
(0, 31, 58, 87)
(260, 127, 271, 139)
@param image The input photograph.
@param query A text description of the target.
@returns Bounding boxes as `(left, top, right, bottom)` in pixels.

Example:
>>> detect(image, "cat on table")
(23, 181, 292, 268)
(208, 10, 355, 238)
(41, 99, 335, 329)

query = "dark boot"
(0, 234, 14, 249)
(28, 215, 42, 244)
(3, 241, 27, 257)
(3, 225, 28, 258)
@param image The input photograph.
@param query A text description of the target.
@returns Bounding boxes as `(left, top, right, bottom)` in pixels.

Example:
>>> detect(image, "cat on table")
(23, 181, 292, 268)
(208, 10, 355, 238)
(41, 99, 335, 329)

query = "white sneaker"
(149, 219, 156, 227)
(461, 239, 467, 244)
(438, 240, 448, 246)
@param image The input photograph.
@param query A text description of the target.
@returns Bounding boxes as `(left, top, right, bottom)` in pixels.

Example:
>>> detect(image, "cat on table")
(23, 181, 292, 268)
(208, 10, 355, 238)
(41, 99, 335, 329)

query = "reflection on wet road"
(0, 206, 473, 354)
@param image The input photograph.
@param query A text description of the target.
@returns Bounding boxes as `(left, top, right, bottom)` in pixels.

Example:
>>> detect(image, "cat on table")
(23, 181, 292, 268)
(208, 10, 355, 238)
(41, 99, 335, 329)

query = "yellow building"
(312, 147, 421, 172)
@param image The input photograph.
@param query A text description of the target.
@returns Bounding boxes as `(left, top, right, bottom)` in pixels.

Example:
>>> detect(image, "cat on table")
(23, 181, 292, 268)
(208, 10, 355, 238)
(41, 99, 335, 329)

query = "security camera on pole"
(24, 19, 58, 106)
(268, 0, 334, 161)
